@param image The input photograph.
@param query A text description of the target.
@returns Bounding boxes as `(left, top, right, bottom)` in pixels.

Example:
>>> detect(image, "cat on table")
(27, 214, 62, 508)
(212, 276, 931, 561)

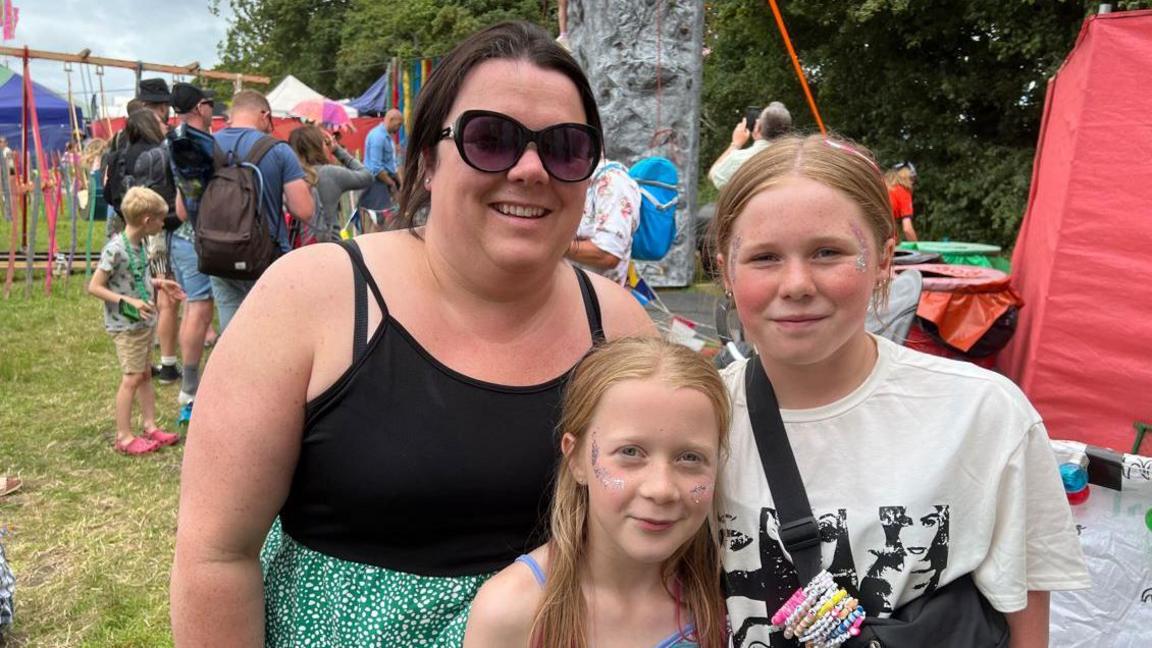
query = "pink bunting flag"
(2, 2, 18, 41)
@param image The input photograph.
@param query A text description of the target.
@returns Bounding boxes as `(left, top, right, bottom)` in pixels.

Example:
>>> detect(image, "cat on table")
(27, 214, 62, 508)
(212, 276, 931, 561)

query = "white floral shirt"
(575, 160, 641, 285)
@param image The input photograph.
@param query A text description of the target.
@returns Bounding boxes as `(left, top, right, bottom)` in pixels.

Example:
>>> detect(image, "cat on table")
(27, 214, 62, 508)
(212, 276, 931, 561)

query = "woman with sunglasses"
(171, 21, 654, 647)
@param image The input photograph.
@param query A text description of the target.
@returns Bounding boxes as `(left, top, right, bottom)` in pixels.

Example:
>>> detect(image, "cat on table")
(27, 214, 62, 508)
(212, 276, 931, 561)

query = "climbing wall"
(568, 0, 704, 287)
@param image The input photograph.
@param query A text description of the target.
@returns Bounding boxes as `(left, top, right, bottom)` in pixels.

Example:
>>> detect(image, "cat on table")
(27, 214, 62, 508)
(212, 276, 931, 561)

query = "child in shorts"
(87, 186, 186, 455)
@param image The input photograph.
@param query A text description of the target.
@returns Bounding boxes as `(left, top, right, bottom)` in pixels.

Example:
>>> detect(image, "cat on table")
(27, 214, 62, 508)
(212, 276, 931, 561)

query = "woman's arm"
(326, 164, 374, 192)
(333, 145, 366, 172)
(170, 254, 327, 646)
(1006, 591, 1049, 648)
(901, 218, 918, 242)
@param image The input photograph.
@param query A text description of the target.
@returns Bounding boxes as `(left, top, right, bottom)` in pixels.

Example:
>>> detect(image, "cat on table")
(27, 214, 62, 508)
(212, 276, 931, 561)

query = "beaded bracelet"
(770, 570, 869, 648)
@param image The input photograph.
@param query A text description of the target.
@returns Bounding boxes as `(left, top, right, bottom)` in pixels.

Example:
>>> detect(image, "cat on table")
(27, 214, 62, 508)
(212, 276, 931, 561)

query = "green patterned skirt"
(260, 518, 493, 647)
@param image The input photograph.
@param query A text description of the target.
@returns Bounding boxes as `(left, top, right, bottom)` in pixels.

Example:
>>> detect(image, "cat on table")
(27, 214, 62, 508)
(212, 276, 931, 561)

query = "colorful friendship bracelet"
(770, 570, 869, 648)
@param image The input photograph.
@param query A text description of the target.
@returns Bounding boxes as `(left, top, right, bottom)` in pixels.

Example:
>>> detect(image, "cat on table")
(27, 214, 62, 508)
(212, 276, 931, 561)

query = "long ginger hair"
(532, 337, 730, 648)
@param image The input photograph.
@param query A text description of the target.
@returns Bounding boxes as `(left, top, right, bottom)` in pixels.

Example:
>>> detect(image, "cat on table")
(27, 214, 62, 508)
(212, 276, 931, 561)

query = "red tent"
(91, 116, 386, 159)
(998, 10, 1152, 453)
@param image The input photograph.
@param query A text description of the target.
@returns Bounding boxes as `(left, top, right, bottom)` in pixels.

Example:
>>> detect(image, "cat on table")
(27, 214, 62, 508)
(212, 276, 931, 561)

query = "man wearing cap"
(358, 108, 404, 232)
(166, 82, 218, 408)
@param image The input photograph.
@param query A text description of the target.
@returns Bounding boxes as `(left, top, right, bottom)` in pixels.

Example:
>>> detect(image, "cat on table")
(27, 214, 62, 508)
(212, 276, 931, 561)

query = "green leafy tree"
(701, 0, 1152, 247)
(211, 0, 355, 97)
(212, 0, 548, 100)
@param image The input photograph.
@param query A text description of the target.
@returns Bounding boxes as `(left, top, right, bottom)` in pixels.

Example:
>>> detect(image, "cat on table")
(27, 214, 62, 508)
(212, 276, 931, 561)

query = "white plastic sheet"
(1049, 440, 1152, 646)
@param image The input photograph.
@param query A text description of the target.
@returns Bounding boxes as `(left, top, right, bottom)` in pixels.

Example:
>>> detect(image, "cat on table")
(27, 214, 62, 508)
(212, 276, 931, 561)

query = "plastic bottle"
(1059, 462, 1090, 505)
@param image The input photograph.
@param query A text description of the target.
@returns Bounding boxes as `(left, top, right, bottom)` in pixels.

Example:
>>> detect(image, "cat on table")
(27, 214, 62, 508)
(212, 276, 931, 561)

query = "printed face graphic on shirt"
(723, 503, 951, 648)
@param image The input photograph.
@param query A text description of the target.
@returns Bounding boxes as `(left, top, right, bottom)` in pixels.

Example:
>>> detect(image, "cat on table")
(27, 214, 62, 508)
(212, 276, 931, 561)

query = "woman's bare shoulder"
(582, 270, 658, 339)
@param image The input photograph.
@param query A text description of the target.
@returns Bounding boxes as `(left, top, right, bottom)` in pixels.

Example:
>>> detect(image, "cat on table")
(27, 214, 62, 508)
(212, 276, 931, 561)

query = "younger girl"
(464, 337, 729, 647)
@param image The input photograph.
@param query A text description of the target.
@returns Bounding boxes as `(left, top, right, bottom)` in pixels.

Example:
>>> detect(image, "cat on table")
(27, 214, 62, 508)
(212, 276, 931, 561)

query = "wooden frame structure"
(0, 45, 269, 87)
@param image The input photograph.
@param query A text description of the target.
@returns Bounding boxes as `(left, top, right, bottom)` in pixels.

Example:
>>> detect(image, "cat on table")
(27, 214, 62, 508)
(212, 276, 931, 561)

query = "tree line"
(213, 0, 1151, 247)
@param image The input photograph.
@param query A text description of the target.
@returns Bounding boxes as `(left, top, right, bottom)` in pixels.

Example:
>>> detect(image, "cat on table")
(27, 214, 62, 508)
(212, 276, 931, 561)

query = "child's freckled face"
(569, 378, 720, 566)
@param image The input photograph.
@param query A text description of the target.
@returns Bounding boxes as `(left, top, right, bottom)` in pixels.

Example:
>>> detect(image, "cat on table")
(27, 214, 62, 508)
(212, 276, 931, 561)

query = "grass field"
(2, 208, 180, 647)
(0, 205, 719, 646)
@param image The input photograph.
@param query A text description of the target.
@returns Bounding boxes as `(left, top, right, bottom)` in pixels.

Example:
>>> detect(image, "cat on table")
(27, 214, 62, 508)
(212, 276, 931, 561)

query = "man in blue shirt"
(210, 90, 314, 331)
(358, 108, 404, 232)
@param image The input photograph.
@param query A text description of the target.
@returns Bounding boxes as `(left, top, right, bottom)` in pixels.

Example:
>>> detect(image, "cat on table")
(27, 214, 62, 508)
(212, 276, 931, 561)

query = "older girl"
(711, 135, 1089, 648)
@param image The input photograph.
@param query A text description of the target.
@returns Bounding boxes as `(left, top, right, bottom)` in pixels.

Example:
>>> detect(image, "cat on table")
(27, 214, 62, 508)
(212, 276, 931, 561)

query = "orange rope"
(766, 0, 826, 135)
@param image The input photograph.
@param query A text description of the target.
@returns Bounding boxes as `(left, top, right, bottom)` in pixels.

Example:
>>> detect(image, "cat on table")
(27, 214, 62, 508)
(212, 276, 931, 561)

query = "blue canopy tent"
(347, 70, 390, 116)
(0, 66, 84, 161)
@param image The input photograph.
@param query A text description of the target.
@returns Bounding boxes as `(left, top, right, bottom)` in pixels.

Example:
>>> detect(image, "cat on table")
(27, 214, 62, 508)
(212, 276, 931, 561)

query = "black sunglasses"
(439, 110, 602, 182)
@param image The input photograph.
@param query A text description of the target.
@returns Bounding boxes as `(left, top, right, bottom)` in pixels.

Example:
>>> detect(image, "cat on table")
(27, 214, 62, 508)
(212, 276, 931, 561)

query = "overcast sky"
(6, 1, 234, 111)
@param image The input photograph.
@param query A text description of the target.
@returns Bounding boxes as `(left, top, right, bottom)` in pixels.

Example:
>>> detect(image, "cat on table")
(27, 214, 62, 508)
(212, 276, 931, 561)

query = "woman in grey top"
(289, 125, 373, 242)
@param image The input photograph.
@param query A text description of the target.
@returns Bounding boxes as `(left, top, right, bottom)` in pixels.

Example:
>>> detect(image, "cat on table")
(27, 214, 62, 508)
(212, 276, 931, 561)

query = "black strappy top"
(278, 240, 605, 577)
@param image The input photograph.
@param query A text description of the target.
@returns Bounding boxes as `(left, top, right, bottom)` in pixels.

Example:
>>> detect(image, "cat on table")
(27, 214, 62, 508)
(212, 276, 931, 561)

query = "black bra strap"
(574, 267, 605, 343)
(337, 240, 387, 360)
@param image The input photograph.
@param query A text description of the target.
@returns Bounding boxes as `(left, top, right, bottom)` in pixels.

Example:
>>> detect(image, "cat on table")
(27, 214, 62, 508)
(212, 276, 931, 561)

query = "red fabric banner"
(998, 10, 1152, 453)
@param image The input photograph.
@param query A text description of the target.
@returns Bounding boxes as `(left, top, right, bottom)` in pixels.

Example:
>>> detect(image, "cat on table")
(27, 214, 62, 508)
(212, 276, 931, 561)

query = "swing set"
(0, 45, 267, 299)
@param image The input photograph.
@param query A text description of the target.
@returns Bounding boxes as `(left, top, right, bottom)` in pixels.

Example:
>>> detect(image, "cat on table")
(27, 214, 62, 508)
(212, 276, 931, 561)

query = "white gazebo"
(265, 74, 358, 118)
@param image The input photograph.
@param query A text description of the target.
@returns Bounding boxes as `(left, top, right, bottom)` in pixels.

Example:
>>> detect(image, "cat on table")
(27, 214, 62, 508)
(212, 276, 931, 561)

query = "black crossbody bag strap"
(743, 355, 823, 584)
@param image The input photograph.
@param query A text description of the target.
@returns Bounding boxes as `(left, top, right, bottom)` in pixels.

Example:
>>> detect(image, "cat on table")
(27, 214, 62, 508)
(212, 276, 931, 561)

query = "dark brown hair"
(396, 21, 602, 231)
(124, 109, 164, 146)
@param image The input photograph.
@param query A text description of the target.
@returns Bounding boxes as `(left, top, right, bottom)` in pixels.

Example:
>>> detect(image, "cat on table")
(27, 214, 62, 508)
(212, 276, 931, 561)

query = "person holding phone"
(708, 101, 792, 190)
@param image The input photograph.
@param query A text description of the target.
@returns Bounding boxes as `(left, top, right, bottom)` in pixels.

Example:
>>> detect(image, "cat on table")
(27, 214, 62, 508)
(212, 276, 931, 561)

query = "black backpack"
(102, 133, 129, 214)
(194, 135, 281, 280)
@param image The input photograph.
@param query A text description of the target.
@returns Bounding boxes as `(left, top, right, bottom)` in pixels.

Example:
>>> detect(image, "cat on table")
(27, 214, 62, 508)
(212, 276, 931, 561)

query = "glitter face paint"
(590, 433, 624, 490)
(690, 484, 710, 505)
(728, 233, 743, 283)
(850, 223, 869, 273)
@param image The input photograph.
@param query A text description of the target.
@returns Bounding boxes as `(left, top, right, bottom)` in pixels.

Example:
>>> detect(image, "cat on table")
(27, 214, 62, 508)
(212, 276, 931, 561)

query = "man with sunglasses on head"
(210, 90, 314, 331)
(358, 109, 405, 233)
(564, 156, 642, 285)
(165, 82, 219, 411)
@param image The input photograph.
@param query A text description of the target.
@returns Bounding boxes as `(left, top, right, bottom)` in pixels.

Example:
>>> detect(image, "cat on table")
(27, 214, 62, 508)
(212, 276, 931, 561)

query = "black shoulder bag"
(743, 356, 1009, 648)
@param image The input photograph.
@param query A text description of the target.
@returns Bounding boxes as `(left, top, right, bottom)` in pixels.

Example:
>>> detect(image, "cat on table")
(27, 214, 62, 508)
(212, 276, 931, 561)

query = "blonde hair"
(885, 167, 914, 191)
(533, 337, 730, 648)
(711, 133, 896, 306)
(81, 138, 109, 170)
(120, 186, 167, 226)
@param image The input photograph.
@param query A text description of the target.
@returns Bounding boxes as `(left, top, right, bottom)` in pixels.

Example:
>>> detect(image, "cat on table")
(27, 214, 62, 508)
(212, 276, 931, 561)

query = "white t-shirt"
(708, 139, 771, 189)
(719, 336, 1090, 647)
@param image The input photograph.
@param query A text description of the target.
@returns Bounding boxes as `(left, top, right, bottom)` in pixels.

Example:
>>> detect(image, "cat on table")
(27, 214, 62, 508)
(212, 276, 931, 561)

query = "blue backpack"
(627, 157, 679, 261)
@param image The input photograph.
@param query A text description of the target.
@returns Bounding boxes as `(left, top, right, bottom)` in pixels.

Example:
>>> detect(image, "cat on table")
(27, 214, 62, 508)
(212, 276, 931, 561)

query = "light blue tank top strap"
(514, 554, 548, 588)
(511, 554, 699, 648)
(653, 624, 698, 648)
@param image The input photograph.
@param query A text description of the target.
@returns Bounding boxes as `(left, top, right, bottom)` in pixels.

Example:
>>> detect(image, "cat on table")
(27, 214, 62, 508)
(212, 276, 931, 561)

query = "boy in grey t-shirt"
(88, 187, 186, 455)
